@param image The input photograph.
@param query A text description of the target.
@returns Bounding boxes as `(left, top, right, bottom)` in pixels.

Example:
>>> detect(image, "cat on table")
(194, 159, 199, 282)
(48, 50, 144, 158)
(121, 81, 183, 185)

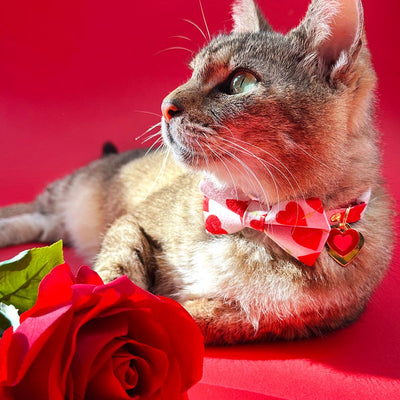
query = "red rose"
(0, 264, 204, 399)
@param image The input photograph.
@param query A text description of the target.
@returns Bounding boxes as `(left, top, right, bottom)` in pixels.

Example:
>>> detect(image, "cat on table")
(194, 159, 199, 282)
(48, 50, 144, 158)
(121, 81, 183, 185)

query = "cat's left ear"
(293, 0, 364, 79)
(231, 0, 272, 33)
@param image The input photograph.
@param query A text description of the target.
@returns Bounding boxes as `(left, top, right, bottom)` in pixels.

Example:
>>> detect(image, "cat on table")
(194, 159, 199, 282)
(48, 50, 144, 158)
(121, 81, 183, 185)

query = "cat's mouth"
(162, 122, 210, 168)
(166, 130, 198, 162)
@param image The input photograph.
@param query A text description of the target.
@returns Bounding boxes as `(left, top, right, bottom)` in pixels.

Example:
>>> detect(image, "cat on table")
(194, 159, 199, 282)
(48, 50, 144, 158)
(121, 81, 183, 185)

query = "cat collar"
(200, 178, 370, 267)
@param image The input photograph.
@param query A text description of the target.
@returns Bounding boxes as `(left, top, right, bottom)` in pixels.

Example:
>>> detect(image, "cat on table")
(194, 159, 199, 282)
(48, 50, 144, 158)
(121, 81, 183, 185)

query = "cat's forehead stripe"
(192, 37, 240, 84)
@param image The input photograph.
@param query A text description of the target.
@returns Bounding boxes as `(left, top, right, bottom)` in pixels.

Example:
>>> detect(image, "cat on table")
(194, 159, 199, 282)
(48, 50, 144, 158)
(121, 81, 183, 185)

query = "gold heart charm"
(325, 225, 364, 267)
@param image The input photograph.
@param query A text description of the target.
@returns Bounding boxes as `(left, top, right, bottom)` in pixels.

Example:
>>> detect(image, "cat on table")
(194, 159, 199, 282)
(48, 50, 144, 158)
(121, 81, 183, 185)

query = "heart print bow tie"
(200, 179, 369, 267)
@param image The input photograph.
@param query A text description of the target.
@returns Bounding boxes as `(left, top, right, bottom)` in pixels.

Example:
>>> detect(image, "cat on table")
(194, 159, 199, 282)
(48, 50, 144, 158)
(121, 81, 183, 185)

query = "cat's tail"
(0, 193, 65, 248)
(0, 202, 37, 218)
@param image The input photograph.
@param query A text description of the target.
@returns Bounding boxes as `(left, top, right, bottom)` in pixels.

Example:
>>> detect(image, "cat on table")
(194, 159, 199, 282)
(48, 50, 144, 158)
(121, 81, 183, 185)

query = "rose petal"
(156, 351, 182, 399)
(85, 355, 133, 400)
(59, 304, 129, 390)
(70, 310, 170, 398)
(112, 348, 139, 390)
(126, 307, 171, 348)
(76, 266, 104, 286)
(87, 338, 169, 399)
(69, 314, 129, 398)
(0, 307, 74, 400)
(122, 340, 169, 397)
(0, 327, 14, 384)
(137, 296, 204, 392)
(125, 302, 203, 398)
(5, 304, 72, 386)
(0, 386, 13, 400)
(19, 264, 74, 322)
(94, 275, 148, 301)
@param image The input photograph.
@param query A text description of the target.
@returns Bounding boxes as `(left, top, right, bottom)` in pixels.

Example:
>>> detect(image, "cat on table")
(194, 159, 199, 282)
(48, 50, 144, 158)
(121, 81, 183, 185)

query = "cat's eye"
(228, 70, 258, 94)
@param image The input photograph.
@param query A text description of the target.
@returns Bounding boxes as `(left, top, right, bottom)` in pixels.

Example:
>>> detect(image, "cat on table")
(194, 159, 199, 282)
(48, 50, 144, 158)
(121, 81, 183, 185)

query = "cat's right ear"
(231, 0, 272, 33)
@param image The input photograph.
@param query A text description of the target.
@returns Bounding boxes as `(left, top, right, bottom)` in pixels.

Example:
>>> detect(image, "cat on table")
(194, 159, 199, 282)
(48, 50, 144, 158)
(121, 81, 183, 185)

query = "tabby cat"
(0, 0, 393, 344)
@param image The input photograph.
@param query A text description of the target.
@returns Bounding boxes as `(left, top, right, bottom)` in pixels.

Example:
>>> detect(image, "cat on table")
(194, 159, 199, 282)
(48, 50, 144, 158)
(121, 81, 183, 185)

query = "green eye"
(229, 70, 258, 94)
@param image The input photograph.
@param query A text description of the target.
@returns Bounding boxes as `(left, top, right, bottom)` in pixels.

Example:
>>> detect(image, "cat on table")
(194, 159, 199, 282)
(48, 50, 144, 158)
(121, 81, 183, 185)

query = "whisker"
(135, 122, 162, 141)
(200, 124, 274, 204)
(203, 142, 239, 199)
(194, 138, 210, 171)
(132, 110, 161, 118)
(196, 132, 226, 180)
(198, 0, 211, 41)
(144, 147, 171, 201)
(222, 138, 300, 206)
(183, 18, 208, 42)
(222, 142, 279, 208)
(219, 148, 262, 201)
(209, 124, 235, 139)
(151, 139, 167, 156)
(197, 138, 221, 184)
(212, 143, 307, 235)
(218, 135, 303, 205)
(210, 124, 298, 197)
(144, 136, 163, 157)
(196, 138, 221, 185)
(154, 46, 194, 56)
(218, 130, 292, 181)
(170, 35, 193, 42)
(213, 142, 270, 206)
(291, 142, 330, 168)
(233, 137, 305, 201)
(141, 130, 162, 144)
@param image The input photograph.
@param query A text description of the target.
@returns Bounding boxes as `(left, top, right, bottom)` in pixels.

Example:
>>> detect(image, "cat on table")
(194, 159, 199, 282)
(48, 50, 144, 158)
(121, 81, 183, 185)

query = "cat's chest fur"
(64, 151, 300, 303)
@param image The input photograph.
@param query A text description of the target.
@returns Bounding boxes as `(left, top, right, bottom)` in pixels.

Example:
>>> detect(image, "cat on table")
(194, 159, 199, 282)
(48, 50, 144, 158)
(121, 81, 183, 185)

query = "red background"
(0, 1, 399, 398)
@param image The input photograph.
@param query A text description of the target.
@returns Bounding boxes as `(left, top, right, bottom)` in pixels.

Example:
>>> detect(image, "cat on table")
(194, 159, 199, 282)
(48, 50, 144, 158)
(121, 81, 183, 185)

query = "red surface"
(0, 1, 399, 399)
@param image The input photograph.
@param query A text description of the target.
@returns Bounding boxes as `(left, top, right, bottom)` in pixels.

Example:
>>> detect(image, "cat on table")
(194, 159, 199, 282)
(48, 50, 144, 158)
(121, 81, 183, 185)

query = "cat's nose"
(161, 101, 181, 123)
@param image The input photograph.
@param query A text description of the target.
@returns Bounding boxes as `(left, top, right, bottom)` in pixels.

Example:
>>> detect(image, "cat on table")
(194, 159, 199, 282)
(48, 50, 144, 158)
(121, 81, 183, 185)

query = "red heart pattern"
(205, 215, 228, 235)
(276, 202, 307, 226)
(298, 253, 320, 267)
(249, 215, 266, 232)
(226, 199, 249, 217)
(327, 228, 360, 256)
(306, 198, 324, 214)
(291, 227, 323, 251)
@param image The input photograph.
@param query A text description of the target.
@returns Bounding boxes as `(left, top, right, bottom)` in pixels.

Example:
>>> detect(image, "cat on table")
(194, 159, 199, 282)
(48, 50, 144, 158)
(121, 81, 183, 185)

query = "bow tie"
(200, 179, 369, 267)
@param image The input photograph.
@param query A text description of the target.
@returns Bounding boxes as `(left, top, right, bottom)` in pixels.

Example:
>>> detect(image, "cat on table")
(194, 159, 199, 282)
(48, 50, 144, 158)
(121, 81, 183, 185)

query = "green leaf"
(0, 241, 64, 313)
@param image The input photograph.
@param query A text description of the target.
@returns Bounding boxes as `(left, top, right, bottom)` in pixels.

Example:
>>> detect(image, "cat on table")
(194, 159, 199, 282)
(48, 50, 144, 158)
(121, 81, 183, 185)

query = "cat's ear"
(293, 0, 364, 78)
(231, 0, 272, 33)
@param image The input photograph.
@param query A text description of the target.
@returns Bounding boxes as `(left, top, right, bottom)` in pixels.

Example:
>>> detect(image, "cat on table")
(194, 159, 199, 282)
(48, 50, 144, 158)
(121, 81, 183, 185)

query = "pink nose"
(161, 101, 180, 123)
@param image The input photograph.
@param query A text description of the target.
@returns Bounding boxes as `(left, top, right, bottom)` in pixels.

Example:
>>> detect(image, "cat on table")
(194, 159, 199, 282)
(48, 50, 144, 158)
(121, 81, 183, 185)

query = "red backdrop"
(0, 1, 399, 399)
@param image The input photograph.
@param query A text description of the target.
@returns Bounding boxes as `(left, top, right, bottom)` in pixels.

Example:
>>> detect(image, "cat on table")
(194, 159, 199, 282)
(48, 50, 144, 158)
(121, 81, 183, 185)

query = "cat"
(0, 0, 393, 344)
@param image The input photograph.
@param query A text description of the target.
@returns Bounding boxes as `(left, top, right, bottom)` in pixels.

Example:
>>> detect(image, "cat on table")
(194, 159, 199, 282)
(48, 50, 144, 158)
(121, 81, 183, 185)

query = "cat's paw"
(94, 214, 153, 288)
(94, 247, 149, 289)
(182, 298, 249, 345)
(0, 218, 26, 248)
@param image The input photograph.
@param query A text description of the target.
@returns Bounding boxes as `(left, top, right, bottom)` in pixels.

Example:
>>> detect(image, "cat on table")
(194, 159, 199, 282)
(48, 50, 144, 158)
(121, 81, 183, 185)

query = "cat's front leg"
(94, 214, 154, 289)
(182, 298, 257, 345)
